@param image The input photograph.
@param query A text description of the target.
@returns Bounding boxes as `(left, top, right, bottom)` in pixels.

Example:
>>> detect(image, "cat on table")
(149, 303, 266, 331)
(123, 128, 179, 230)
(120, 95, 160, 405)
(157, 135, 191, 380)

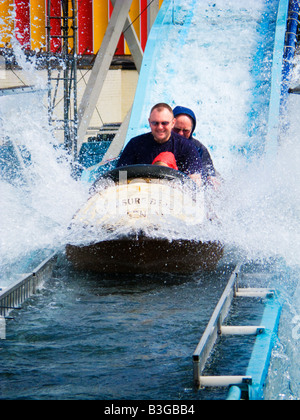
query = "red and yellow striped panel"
(0, 0, 163, 54)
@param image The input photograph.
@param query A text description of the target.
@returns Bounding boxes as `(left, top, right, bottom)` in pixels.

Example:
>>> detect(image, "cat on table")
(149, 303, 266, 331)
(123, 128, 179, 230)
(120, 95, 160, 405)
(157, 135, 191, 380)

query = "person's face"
(173, 115, 193, 139)
(149, 108, 175, 144)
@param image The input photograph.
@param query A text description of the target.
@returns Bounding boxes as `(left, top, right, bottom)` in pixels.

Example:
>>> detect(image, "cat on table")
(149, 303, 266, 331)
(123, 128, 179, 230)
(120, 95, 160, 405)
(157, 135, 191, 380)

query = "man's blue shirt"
(117, 132, 202, 175)
(191, 138, 216, 179)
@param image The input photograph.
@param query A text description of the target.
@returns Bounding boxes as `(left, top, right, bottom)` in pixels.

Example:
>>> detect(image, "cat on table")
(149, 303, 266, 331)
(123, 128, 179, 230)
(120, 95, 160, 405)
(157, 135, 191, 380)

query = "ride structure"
(1, 0, 300, 400)
(47, 0, 78, 156)
(0, 0, 162, 159)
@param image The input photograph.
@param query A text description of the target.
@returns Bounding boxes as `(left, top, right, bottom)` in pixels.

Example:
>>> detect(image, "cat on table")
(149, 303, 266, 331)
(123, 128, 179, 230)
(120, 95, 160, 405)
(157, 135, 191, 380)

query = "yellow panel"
(30, 0, 46, 51)
(0, 0, 14, 48)
(93, 0, 109, 54)
(68, 0, 74, 53)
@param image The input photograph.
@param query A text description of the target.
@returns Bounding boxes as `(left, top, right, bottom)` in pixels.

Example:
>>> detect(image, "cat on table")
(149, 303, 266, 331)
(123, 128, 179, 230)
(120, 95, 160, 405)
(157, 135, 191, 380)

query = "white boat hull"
(66, 165, 223, 273)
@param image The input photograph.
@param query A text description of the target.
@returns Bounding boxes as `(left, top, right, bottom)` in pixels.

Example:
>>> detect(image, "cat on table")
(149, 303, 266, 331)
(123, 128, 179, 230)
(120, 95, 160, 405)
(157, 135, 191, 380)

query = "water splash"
(211, 134, 300, 266)
(0, 53, 88, 285)
(2, 0, 299, 273)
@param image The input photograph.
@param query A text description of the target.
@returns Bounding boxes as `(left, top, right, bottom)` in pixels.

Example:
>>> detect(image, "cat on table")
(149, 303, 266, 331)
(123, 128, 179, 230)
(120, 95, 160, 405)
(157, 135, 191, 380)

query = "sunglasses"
(173, 127, 192, 135)
(150, 121, 172, 127)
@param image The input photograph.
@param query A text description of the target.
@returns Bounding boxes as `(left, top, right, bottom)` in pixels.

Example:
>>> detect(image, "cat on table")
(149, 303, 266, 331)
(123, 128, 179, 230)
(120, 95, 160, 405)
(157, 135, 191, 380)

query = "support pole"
(199, 376, 252, 388)
(47, 0, 78, 158)
(101, 107, 132, 164)
(111, 0, 143, 73)
(77, 0, 133, 149)
(148, 0, 160, 34)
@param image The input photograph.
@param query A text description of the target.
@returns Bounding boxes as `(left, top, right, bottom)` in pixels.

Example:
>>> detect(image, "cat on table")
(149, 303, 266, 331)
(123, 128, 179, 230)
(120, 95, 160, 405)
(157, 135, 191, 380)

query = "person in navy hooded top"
(173, 106, 218, 186)
(117, 103, 202, 186)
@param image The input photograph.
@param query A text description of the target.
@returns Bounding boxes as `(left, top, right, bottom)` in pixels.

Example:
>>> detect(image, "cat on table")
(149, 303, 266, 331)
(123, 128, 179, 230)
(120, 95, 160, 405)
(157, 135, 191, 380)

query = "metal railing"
(192, 263, 281, 400)
(0, 253, 57, 319)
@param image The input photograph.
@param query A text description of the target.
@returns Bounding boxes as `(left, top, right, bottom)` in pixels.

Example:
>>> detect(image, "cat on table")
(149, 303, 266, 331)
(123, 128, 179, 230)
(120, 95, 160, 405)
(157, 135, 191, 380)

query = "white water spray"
(0, 51, 87, 285)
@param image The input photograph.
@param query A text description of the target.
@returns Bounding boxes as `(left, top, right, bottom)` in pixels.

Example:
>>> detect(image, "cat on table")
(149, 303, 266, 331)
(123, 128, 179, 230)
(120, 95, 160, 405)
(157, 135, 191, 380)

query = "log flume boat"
(66, 165, 223, 274)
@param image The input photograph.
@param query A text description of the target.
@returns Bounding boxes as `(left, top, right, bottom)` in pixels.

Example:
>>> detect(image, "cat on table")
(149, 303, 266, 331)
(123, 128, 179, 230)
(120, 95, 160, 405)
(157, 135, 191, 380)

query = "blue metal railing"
(282, 0, 300, 98)
(265, 0, 300, 157)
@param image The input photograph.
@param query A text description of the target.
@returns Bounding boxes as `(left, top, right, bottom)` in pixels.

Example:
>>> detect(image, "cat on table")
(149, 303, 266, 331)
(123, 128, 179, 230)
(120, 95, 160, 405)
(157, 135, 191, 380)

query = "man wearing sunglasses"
(117, 103, 202, 185)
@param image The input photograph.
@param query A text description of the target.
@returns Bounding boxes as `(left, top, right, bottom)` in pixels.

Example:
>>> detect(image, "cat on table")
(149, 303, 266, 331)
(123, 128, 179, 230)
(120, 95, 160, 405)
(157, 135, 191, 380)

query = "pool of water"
(0, 257, 241, 400)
